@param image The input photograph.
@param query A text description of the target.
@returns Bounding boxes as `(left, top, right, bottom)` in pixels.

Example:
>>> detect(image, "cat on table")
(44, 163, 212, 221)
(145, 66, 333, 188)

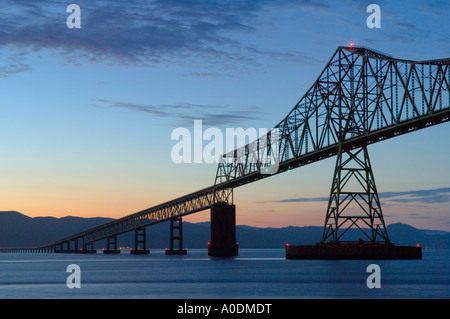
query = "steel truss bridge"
(2, 46, 449, 254)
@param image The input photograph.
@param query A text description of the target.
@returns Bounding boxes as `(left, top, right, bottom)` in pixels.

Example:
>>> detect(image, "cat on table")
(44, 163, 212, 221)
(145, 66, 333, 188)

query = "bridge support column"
(82, 241, 97, 254)
(57, 242, 68, 253)
(56, 242, 68, 253)
(104, 235, 120, 254)
(286, 144, 421, 259)
(208, 203, 238, 257)
(131, 227, 150, 255)
(321, 145, 389, 244)
(165, 216, 187, 255)
(73, 238, 80, 253)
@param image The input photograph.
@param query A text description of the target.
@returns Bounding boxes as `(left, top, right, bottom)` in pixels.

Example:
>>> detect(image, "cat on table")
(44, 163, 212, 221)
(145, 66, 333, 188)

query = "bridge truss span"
(215, 46, 450, 188)
(52, 187, 233, 248)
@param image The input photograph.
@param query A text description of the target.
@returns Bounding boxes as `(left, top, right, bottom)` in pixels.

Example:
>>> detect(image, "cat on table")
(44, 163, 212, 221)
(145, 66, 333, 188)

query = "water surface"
(0, 248, 448, 299)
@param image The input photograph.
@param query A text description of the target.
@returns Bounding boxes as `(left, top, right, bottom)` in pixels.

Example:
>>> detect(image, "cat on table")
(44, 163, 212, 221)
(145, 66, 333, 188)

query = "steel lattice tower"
(321, 145, 389, 244)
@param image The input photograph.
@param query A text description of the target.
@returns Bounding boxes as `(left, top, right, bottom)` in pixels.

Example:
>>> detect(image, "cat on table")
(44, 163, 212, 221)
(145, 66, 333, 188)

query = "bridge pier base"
(286, 243, 422, 260)
(131, 227, 150, 255)
(103, 236, 120, 254)
(208, 203, 238, 257)
(286, 145, 422, 260)
(82, 242, 97, 254)
(165, 216, 187, 255)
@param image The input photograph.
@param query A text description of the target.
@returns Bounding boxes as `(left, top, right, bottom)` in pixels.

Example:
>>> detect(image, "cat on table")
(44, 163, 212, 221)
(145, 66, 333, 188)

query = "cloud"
(0, 0, 322, 69)
(96, 99, 264, 127)
(97, 99, 169, 117)
(275, 196, 329, 203)
(380, 188, 450, 204)
(270, 187, 450, 205)
(0, 63, 31, 78)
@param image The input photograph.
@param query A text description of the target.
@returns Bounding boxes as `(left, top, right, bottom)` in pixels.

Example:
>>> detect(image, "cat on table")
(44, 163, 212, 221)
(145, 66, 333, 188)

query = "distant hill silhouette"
(0, 211, 448, 249)
(0, 211, 112, 248)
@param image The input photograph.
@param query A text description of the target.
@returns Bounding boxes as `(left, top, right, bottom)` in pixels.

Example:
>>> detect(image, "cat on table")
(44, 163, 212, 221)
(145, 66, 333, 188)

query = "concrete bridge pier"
(131, 227, 150, 255)
(54, 241, 70, 253)
(165, 216, 187, 255)
(82, 241, 97, 254)
(103, 235, 120, 254)
(208, 203, 238, 257)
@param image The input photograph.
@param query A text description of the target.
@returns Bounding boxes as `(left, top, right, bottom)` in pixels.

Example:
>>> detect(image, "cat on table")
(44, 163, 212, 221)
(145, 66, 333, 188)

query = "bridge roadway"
(1, 46, 449, 255)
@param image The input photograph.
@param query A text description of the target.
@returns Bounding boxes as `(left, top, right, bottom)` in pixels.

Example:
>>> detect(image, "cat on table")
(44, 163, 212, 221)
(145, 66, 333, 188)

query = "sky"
(0, 0, 449, 232)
